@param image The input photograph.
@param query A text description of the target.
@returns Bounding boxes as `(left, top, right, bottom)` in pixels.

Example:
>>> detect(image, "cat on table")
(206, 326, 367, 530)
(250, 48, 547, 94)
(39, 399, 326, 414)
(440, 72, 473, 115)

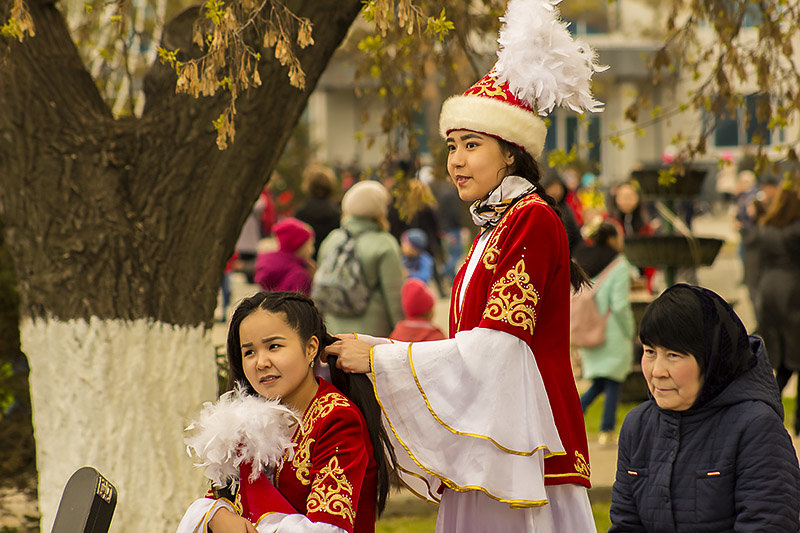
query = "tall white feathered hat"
(439, 0, 608, 159)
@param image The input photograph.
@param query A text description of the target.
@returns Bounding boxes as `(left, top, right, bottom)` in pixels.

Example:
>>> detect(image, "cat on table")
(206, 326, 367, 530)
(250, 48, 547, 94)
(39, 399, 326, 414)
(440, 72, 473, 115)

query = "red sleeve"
(477, 201, 563, 345)
(305, 407, 372, 533)
(239, 462, 298, 522)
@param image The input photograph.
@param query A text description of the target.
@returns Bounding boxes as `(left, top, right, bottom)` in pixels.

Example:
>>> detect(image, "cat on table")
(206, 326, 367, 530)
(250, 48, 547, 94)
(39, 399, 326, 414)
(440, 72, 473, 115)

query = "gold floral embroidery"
(479, 194, 545, 272)
(233, 492, 243, 515)
(481, 224, 507, 271)
(306, 456, 355, 524)
(278, 392, 351, 486)
(303, 393, 350, 427)
(297, 393, 350, 485)
(506, 193, 545, 214)
(292, 432, 315, 485)
(483, 258, 538, 334)
(574, 451, 591, 477)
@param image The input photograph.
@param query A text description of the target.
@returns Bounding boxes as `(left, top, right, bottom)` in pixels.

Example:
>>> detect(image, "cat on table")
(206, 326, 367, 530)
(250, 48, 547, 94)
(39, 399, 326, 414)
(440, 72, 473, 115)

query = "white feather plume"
(184, 384, 301, 491)
(494, 0, 608, 116)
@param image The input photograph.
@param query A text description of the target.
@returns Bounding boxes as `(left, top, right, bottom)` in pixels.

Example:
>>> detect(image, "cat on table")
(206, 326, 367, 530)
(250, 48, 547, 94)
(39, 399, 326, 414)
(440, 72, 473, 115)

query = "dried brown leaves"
(159, 0, 316, 149)
(628, 0, 800, 164)
(1, 0, 35, 41)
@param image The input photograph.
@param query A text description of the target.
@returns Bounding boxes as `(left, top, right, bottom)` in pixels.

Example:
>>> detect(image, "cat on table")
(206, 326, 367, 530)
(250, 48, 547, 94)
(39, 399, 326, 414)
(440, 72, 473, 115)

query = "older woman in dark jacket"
(610, 284, 800, 532)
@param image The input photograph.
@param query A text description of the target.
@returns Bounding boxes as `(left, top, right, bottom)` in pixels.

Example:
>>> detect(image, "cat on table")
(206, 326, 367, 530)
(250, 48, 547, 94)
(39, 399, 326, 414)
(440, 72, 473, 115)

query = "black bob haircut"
(638, 285, 707, 375)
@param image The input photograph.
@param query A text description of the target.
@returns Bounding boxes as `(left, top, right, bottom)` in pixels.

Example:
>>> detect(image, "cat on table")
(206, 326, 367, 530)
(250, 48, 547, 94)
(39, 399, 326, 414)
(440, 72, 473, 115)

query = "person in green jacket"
(573, 220, 635, 444)
(315, 180, 405, 337)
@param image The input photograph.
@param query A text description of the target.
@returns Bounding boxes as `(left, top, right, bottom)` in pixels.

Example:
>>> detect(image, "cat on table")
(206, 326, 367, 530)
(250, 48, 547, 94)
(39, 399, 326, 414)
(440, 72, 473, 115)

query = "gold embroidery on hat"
(306, 456, 355, 524)
(483, 258, 538, 334)
(465, 74, 508, 100)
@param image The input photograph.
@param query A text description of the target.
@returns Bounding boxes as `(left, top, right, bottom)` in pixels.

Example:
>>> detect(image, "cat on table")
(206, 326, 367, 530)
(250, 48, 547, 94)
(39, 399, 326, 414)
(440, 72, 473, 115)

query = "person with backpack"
(324, 1, 604, 529)
(313, 180, 404, 338)
(572, 220, 635, 445)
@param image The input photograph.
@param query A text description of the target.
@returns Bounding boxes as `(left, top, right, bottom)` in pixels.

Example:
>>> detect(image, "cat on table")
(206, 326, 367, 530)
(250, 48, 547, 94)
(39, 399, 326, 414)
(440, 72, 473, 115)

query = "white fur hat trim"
(439, 94, 547, 159)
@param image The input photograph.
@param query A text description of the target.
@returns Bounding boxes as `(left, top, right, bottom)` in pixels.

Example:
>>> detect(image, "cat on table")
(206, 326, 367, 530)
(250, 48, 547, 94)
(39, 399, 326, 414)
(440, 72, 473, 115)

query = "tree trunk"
(0, 0, 362, 529)
(0, 217, 37, 506)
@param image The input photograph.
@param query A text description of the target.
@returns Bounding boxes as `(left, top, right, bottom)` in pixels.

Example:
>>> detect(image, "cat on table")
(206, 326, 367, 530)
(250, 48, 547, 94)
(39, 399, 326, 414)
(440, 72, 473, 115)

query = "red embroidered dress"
(265, 378, 378, 532)
(449, 193, 590, 486)
(369, 190, 590, 517)
(177, 378, 378, 533)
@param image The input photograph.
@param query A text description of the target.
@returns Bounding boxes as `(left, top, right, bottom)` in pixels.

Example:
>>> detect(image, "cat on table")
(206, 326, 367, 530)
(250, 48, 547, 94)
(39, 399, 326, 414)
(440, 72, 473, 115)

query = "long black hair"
(226, 291, 397, 515)
(499, 139, 590, 291)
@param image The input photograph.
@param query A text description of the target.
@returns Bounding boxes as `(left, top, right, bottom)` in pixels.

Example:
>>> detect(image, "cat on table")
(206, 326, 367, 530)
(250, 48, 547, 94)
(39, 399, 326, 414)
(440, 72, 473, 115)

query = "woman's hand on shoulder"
(208, 508, 257, 533)
(325, 338, 372, 374)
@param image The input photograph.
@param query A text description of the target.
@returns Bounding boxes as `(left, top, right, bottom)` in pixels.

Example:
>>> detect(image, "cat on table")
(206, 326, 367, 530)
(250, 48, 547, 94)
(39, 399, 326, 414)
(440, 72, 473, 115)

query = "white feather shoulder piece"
(184, 384, 301, 490)
(495, 0, 608, 115)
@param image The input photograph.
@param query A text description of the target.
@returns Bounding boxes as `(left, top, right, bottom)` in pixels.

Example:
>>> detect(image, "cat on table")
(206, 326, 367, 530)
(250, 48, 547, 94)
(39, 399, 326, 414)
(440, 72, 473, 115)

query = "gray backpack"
(311, 230, 373, 316)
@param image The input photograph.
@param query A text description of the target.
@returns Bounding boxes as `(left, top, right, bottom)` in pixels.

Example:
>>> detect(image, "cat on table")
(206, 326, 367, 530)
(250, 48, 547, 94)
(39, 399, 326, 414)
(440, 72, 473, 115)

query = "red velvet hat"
(439, 0, 608, 158)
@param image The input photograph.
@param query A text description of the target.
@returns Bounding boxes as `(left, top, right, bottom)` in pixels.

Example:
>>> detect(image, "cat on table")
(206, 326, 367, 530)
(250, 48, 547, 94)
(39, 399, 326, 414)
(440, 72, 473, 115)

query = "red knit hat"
(439, 0, 607, 158)
(401, 278, 435, 319)
(273, 217, 313, 253)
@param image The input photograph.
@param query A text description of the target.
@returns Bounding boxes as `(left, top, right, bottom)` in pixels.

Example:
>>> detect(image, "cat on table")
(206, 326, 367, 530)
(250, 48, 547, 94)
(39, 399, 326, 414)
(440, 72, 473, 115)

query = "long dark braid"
(226, 291, 397, 516)
(500, 140, 590, 291)
(322, 333, 397, 515)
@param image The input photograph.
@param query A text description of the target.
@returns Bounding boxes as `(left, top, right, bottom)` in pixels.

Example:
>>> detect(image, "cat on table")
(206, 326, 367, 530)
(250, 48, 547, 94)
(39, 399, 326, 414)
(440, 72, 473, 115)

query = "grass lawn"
(376, 513, 437, 533)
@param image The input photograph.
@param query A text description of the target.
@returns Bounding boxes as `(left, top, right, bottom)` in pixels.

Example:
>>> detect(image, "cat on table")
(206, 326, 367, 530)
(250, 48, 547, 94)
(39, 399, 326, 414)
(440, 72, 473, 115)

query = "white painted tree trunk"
(21, 316, 219, 532)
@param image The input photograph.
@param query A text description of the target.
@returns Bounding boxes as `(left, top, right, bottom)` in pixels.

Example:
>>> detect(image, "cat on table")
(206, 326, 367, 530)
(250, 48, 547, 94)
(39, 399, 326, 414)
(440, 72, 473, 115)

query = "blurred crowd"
(219, 154, 800, 439)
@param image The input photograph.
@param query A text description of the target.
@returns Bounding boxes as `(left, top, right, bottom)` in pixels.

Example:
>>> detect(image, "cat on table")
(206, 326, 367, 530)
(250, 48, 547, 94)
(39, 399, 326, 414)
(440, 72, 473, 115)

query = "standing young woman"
(325, 1, 606, 529)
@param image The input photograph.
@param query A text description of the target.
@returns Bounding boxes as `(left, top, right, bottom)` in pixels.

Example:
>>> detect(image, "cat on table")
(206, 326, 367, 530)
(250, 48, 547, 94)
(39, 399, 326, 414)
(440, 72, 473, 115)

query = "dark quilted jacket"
(610, 337, 800, 532)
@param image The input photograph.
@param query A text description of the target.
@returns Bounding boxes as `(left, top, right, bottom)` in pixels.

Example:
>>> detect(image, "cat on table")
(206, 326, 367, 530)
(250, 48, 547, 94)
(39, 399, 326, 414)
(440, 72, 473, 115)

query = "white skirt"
(435, 484, 596, 533)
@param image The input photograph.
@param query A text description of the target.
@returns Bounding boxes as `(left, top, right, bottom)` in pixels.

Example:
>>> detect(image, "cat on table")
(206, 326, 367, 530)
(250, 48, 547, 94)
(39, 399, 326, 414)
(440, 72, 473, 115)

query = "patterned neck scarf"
(470, 175, 537, 228)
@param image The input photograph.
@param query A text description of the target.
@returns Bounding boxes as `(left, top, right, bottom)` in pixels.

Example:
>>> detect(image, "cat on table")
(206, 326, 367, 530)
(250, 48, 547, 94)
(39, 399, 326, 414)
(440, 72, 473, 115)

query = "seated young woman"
(610, 284, 800, 531)
(177, 291, 394, 533)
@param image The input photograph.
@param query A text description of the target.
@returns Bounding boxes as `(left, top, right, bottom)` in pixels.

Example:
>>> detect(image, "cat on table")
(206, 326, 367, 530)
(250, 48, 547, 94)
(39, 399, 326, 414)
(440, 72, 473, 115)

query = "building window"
(711, 93, 772, 147)
(714, 111, 739, 147)
(543, 112, 600, 171)
(566, 116, 578, 152)
(588, 115, 601, 167)
(545, 118, 558, 153)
